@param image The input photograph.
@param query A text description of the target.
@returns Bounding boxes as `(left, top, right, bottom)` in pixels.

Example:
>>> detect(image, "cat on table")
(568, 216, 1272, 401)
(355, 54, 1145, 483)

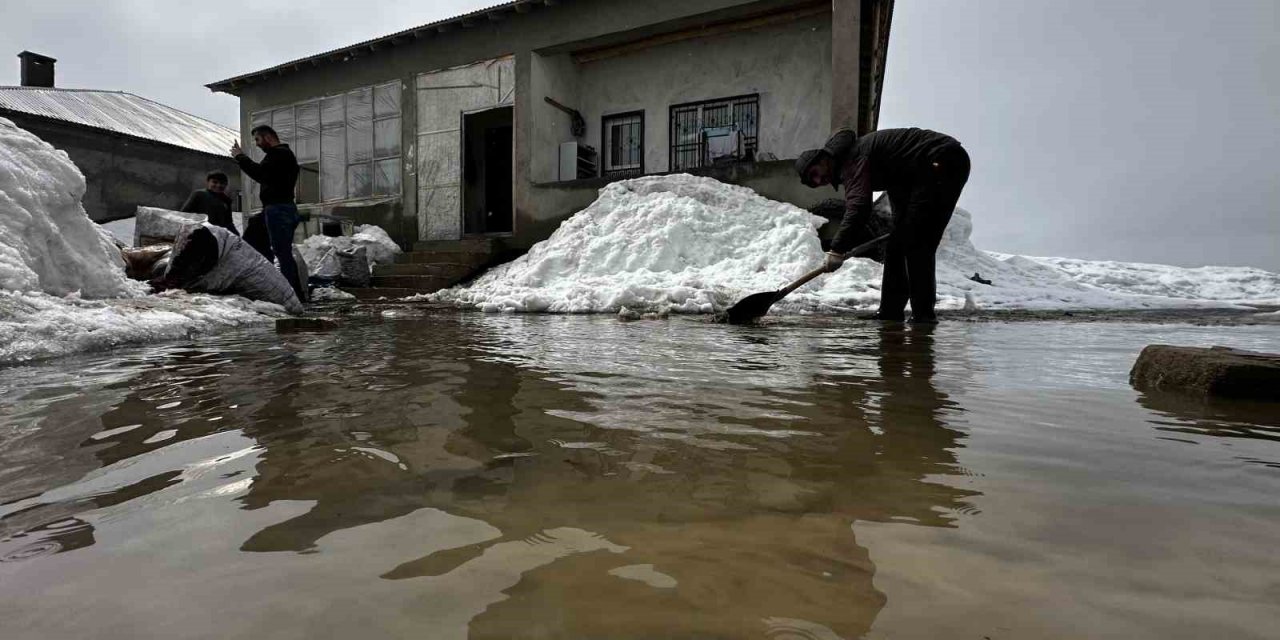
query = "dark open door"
(463, 106, 513, 235)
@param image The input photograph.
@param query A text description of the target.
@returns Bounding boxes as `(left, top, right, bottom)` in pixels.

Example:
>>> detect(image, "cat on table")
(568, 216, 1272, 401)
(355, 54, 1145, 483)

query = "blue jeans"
(246, 204, 303, 300)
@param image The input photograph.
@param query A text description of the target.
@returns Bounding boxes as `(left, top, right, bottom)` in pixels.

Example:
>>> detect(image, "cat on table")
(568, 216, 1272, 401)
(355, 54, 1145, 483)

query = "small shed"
(1, 51, 242, 223)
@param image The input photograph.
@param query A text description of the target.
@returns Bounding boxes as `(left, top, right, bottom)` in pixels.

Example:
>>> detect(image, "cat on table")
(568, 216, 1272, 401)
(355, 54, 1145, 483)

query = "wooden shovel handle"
(777, 233, 892, 298)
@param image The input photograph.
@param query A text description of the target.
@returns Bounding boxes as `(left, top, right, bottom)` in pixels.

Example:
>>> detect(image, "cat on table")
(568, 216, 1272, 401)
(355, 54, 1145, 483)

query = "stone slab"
(1130, 345, 1280, 401)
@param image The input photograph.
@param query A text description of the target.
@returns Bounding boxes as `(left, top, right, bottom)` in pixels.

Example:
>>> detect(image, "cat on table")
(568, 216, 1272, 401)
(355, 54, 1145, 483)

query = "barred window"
(668, 94, 758, 172)
(601, 111, 644, 177)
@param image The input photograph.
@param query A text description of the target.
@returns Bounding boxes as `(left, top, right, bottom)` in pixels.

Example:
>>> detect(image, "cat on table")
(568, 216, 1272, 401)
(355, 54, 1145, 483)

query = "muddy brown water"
(0, 313, 1277, 639)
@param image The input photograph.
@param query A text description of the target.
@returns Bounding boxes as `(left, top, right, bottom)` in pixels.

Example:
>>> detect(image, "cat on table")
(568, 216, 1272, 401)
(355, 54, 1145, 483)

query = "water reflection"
(1136, 389, 1280, 468)
(0, 315, 980, 638)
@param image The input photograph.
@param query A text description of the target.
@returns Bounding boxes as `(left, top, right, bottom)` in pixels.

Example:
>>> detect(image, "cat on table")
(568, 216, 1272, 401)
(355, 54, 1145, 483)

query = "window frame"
(600, 110, 645, 178)
(667, 93, 759, 173)
(246, 80, 403, 207)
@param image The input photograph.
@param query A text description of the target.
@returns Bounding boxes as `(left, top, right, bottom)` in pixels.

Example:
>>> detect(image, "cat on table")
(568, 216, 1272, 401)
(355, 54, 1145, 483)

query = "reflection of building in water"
(1, 315, 978, 637)
(0, 346, 247, 559)
(218, 317, 977, 638)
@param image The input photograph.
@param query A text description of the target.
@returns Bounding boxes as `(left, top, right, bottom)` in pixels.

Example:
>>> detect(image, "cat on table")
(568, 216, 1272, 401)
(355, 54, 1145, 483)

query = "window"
(601, 111, 644, 177)
(668, 94, 759, 172)
(247, 81, 402, 207)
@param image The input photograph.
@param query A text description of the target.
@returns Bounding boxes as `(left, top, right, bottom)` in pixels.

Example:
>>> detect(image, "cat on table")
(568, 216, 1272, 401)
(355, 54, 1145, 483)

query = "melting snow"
(0, 117, 285, 364)
(430, 174, 1280, 314)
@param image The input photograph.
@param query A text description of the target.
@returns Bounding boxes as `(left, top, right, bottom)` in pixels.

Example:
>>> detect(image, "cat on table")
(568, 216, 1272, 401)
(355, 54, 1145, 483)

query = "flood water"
(1, 312, 1277, 639)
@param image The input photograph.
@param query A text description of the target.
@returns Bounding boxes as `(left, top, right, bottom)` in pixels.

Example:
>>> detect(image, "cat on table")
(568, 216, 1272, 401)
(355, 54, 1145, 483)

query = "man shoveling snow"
(797, 127, 971, 324)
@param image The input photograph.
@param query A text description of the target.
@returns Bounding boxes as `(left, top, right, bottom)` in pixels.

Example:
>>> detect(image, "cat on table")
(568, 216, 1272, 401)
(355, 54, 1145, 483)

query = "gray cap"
(795, 149, 824, 187)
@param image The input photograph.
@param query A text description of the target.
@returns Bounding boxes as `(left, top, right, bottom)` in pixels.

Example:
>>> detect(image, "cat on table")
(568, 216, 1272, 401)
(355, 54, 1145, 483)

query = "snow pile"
(1013, 256, 1280, 306)
(431, 175, 825, 313)
(0, 290, 285, 364)
(431, 174, 1280, 314)
(298, 224, 402, 276)
(0, 119, 285, 364)
(311, 287, 356, 302)
(0, 118, 141, 298)
(806, 208, 1227, 312)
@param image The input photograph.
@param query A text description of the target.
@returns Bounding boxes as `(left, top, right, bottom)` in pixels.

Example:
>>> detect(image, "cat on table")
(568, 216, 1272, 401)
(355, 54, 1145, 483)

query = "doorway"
(463, 106, 513, 235)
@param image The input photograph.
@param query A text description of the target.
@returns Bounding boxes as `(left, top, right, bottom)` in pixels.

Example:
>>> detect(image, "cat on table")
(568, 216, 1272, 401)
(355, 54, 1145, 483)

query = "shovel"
(723, 233, 891, 324)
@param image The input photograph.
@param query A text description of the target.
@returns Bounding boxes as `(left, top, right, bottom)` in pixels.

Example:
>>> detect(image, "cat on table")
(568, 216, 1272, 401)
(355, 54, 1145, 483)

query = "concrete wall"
(5, 113, 242, 223)
(225, 0, 850, 249)
(528, 52, 582, 183)
(568, 12, 831, 178)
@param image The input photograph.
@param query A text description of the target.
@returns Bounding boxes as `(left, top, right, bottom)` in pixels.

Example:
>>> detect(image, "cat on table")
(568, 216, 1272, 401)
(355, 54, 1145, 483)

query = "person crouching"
(150, 223, 303, 314)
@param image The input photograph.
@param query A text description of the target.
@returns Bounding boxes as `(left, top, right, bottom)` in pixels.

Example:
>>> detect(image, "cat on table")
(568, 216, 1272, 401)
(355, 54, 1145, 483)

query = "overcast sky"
(4, 0, 1278, 269)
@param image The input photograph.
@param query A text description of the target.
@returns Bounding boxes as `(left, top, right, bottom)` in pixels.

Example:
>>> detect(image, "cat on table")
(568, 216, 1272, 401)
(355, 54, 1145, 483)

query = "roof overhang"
(206, 0, 552, 95)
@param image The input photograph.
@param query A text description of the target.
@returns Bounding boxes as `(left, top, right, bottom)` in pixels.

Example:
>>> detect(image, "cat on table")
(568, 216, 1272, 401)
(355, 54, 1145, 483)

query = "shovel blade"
(723, 290, 781, 324)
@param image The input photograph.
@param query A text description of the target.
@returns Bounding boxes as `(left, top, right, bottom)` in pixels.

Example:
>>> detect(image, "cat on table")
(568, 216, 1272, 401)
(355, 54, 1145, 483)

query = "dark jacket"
(180, 189, 237, 235)
(824, 128, 961, 252)
(235, 144, 299, 207)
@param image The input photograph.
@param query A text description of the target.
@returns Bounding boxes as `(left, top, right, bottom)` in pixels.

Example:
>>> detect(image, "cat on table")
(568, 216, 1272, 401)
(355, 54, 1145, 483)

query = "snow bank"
(431, 175, 825, 313)
(804, 208, 1248, 312)
(0, 119, 286, 364)
(0, 290, 284, 364)
(0, 118, 141, 298)
(431, 174, 1280, 314)
(1013, 256, 1280, 306)
(310, 287, 356, 302)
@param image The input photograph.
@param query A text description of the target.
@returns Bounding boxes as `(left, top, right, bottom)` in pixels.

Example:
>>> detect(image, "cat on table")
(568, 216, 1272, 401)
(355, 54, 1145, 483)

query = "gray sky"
(5, 0, 1278, 269)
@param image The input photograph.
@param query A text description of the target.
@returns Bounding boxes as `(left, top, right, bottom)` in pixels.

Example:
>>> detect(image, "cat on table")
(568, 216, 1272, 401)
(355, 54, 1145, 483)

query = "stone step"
(400, 250, 492, 267)
(339, 287, 423, 301)
(373, 262, 476, 278)
(369, 274, 457, 291)
(413, 237, 494, 253)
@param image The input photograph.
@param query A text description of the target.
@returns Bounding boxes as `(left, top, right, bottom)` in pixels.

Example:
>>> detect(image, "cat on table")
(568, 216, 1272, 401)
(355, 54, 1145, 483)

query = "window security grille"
(668, 94, 758, 172)
(602, 111, 644, 177)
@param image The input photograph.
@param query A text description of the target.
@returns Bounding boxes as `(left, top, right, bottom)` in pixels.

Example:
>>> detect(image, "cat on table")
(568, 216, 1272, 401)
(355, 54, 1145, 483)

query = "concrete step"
(373, 262, 476, 278)
(401, 250, 492, 267)
(413, 237, 494, 253)
(339, 287, 422, 301)
(369, 274, 457, 291)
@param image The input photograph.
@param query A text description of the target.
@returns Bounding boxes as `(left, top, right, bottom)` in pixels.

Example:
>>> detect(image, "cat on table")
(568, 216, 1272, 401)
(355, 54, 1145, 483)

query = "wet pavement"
(0, 313, 1277, 639)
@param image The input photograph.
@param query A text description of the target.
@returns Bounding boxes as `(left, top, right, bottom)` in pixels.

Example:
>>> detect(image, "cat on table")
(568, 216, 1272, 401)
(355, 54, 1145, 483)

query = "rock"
(1130, 345, 1280, 401)
(275, 317, 337, 332)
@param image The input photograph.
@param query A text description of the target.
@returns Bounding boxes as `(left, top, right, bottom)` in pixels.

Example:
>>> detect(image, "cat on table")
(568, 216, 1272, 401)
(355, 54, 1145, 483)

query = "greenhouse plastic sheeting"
(415, 56, 514, 241)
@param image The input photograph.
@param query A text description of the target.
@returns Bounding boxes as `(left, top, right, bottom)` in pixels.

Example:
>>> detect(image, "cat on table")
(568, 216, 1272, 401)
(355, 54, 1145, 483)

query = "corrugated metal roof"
(207, 0, 531, 93)
(0, 86, 237, 156)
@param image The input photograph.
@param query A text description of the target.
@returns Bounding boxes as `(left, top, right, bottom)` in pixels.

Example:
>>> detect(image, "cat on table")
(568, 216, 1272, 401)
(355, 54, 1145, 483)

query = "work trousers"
(244, 204, 304, 301)
(880, 145, 971, 320)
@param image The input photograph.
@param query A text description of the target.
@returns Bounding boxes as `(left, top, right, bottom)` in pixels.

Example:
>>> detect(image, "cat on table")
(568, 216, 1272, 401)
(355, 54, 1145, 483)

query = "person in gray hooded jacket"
(797, 127, 970, 323)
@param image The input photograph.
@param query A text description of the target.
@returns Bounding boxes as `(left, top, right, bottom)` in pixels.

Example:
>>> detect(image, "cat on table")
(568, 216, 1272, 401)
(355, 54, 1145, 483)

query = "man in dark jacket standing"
(231, 125, 304, 301)
(796, 128, 970, 323)
(179, 171, 237, 235)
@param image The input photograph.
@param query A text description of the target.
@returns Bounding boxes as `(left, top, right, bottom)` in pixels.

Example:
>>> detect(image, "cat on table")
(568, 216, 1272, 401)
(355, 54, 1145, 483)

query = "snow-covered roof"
(0, 86, 237, 156)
